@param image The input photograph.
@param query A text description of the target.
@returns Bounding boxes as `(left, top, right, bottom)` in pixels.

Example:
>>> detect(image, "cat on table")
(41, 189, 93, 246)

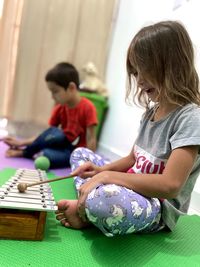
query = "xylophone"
(0, 168, 57, 240)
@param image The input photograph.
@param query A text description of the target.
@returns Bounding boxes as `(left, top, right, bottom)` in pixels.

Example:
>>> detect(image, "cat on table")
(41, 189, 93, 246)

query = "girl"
(56, 21, 200, 236)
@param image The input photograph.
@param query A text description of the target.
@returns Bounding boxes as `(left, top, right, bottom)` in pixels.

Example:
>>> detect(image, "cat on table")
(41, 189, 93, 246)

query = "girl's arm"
(77, 146, 198, 217)
(100, 151, 135, 172)
(74, 148, 135, 178)
(102, 146, 198, 199)
(127, 145, 198, 198)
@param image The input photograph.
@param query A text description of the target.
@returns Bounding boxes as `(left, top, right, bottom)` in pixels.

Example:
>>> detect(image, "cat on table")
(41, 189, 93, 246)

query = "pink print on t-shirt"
(129, 145, 166, 174)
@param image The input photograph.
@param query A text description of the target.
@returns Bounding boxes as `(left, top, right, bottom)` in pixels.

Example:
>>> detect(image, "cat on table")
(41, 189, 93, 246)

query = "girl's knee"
(85, 185, 122, 222)
(70, 147, 85, 159)
(70, 147, 94, 166)
(84, 186, 162, 236)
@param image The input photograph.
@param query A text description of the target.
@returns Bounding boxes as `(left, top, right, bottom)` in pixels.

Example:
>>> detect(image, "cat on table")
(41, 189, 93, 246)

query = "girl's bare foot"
(55, 199, 89, 229)
(5, 149, 23, 157)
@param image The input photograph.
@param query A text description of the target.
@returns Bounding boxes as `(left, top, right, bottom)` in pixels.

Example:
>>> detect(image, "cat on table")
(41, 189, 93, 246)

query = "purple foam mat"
(0, 141, 70, 177)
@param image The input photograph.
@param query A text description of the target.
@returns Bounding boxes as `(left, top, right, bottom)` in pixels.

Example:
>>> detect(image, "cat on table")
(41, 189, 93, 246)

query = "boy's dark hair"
(45, 62, 80, 89)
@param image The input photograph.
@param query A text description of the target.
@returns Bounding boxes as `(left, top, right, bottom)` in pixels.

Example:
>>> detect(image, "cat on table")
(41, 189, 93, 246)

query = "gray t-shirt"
(131, 103, 200, 231)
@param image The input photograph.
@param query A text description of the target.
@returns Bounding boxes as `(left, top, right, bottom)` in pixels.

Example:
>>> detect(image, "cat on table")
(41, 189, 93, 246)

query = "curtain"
(0, 0, 117, 125)
(0, 0, 23, 117)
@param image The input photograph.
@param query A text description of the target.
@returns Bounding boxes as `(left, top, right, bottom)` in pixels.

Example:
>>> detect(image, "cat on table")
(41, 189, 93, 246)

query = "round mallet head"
(17, 183, 28, 193)
(34, 156, 50, 171)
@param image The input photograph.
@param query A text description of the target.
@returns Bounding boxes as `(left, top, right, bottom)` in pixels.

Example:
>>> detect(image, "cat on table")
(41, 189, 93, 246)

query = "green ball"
(34, 156, 50, 171)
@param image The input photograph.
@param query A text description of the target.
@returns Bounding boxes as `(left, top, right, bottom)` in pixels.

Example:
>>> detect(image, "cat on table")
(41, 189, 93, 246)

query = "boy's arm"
(86, 125, 97, 151)
(4, 136, 36, 147)
(19, 136, 36, 146)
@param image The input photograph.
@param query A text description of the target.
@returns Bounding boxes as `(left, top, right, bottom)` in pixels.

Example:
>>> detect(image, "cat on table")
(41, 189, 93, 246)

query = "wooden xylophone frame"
(0, 169, 57, 241)
(0, 208, 47, 241)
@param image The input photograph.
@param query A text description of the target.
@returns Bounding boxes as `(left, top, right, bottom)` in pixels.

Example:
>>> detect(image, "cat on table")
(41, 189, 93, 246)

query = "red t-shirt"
(48, 97, 98, 147)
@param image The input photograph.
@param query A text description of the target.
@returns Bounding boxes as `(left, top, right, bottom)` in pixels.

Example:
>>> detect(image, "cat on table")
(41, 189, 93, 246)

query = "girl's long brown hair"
(126, 21, 200, 109)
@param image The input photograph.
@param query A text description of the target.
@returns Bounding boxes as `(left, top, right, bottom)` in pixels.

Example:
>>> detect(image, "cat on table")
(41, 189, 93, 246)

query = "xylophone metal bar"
(0, 168, 58, 240)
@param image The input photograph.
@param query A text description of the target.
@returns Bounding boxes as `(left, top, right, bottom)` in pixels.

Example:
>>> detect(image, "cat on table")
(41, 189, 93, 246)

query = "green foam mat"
(0, 168, 200, 267)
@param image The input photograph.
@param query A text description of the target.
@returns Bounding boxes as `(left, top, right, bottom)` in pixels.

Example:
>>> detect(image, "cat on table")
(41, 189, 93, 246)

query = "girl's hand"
(73, 161, 102, 179)
(77, 171, 110, 220)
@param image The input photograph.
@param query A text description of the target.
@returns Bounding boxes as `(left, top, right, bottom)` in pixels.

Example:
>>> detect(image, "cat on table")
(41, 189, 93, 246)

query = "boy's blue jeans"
(23, 127, 74, 168)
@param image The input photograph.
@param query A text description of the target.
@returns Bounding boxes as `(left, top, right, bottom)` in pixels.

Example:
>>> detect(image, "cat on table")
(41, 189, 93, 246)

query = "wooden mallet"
(17, 173, 75, 193)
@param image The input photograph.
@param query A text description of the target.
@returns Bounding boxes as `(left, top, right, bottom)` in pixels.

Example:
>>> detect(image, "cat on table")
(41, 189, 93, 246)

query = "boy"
(4, 62, 98, 168)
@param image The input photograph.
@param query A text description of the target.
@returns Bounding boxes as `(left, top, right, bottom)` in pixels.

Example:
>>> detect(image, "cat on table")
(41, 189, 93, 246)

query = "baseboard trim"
(190, 189, 200, 214)
(97, 142, 125, 160)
